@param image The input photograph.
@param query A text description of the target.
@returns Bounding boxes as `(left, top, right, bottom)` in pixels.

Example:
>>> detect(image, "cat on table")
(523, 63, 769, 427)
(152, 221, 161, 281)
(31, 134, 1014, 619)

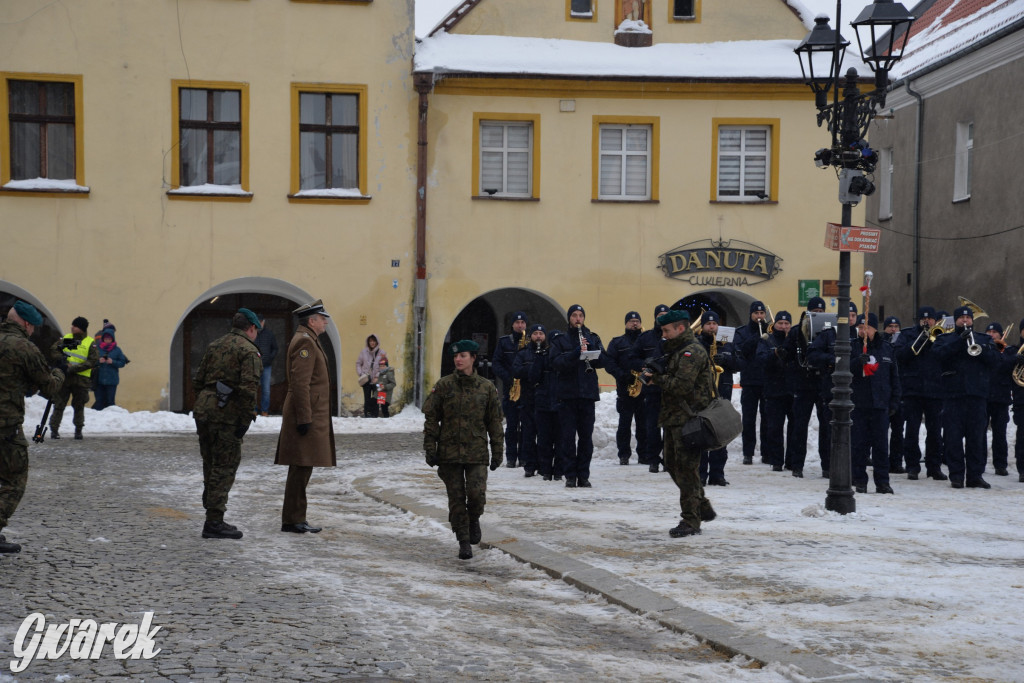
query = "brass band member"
(893, 306, 948, 481)
(492, 311, 529, 468)
(984, 322, 1017, 477)
(603, 311, 647, 466)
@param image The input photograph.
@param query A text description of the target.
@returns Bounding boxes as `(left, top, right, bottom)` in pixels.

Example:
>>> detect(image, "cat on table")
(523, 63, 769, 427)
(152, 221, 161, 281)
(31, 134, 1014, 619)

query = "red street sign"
(824, 223, 881, 253)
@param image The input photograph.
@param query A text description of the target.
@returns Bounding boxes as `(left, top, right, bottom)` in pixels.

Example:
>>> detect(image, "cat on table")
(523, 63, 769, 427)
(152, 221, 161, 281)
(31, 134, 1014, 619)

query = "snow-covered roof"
(415, 31, 870, 81)
(892, 0, 1024, 79)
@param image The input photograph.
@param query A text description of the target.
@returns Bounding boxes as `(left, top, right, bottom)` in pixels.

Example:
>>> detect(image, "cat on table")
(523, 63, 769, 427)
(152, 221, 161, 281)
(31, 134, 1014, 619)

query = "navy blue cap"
(624, 311, 641, 324)
(807, 297, 826, 311)
(848, 302, 858, 314)
(653, 304, 669, 318)
(884, 316, 900, 327)
(857, 313, 879, 328)
(511, 311, 528, 323)
(985, 322, 1003, 334)
(953, 306, 973, 319)
(702, 311, 721, 324)
(750, 301, 766, 314)
(775, 311, 792, 323)
(917, 306, 937, 320)
(528, 323, 546, 335)
(566, 305, 585, 321)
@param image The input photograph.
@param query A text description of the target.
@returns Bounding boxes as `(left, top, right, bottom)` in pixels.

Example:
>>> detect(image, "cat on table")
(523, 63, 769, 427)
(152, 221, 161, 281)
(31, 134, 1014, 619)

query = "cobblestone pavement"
(0, 433, 763, 681)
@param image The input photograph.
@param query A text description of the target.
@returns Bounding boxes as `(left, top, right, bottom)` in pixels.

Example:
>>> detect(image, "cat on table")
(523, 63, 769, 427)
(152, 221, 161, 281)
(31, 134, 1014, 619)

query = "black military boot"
(565, 478, 577, 488)
(50, 427, 60, 440)
(469, 517, 481, 545)
(458, 541, 473, 560)
(202, 520, 243, 539)
(700, 503, 717, 522)
(74, 428, 83, 440)
(669, 522, 700, 538)
(0, 534, 22, 554)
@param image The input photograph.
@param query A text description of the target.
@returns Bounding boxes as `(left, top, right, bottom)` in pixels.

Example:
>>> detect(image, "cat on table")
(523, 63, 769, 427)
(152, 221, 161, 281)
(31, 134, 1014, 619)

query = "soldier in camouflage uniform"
(48, 316, 99, 440)
(645, 310, 717, 538)
(192, 308, 263, 540)
(0, 301, 65, 554)
(423, 339, 504, 560)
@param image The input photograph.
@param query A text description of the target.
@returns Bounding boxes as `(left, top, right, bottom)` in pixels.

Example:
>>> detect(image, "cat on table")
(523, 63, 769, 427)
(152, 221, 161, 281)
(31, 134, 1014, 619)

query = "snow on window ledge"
(289, 188, 371, 200)
(168, 183, 252, 197)
(570, 11, 594, 18)
(2, 178, 89, 193)
(615, 19, 652, 34)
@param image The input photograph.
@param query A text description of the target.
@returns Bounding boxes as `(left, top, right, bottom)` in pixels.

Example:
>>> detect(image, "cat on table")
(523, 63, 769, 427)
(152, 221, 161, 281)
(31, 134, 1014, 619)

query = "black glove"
(489, 459, 500, 471)
(296, 423, 310, 436)
(234, 422, 250, 439)
(960, 327, 973, 339)
(859, 353, 871, 365)
(716, 350, 732, 363)
(425, 452, 438, 467)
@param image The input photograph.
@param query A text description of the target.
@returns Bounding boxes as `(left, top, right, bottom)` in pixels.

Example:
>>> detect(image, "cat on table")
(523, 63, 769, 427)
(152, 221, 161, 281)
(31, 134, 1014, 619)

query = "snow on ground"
(22, 391, 1024, 680)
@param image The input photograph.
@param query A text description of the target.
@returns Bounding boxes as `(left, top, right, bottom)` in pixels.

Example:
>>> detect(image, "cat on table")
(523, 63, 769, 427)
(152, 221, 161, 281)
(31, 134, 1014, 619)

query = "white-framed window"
(716, 125, 769, 200)
(954, 121, 973, 201)
(878, 147, 894, 220)
(479, 121, 533, 197)
(599, 124, 651, 200)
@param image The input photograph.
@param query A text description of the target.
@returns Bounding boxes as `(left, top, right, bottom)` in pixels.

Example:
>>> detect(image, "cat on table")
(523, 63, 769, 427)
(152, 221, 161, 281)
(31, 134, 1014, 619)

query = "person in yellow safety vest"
(48, 316, 99, 440)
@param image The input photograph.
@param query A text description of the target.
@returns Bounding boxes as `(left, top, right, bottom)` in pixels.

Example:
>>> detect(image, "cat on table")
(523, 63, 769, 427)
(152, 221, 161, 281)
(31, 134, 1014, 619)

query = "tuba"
(507, 330, 528, 401)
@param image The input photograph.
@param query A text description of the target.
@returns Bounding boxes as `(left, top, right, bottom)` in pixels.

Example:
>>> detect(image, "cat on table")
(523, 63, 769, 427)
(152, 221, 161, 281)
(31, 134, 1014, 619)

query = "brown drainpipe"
(413, 72, 433, 406)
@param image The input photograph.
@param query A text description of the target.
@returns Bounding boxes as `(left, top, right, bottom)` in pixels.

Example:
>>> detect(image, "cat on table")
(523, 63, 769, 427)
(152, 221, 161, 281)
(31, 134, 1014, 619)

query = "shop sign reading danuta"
(658, 239, 782, 287)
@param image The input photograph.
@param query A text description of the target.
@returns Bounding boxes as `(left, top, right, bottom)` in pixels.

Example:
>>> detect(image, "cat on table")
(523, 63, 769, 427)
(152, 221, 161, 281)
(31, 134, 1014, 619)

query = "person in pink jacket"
(356, 334, 385, 417)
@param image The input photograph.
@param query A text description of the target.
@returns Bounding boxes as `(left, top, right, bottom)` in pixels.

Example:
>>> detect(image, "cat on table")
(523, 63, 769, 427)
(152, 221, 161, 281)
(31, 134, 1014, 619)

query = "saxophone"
(508, 330, 528, 401)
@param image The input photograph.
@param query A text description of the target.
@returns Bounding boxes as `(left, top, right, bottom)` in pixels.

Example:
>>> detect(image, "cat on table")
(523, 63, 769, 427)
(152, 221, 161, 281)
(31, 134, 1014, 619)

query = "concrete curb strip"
(353, 477, 863, 682)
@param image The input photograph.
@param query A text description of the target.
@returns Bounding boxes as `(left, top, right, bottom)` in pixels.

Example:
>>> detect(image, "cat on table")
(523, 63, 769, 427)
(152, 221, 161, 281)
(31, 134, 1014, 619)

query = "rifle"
(33, 397, 54, 443)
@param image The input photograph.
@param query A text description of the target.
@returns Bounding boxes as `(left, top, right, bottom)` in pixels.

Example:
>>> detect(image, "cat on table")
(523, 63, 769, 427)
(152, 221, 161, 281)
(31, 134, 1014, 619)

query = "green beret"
(13, 300, 43, 326)
(656, 310, 690, 327)
(450, 339, 479, 354)
(238, 308, 262, 330)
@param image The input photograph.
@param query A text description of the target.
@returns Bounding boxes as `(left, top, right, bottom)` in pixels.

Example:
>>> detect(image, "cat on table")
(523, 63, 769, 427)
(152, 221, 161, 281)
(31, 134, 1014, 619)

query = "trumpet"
(508, 330, 529, 400)
(966, 327, 982, 357)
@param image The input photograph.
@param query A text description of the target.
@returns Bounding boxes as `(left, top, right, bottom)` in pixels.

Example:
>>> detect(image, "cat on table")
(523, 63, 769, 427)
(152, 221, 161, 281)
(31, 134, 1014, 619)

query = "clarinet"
(578, 324, 594, 373)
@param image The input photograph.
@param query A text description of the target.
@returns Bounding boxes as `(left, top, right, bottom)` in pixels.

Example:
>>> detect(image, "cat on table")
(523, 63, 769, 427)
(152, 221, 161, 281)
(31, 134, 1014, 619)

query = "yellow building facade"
(415, 0, 864, 390)
(1, 0, 419, 413)
(1, 0, 863, 413)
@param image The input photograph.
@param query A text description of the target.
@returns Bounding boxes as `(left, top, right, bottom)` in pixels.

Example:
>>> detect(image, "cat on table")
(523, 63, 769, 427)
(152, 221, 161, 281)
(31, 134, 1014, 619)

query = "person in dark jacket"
(893, 306, 948, 481)
(492, 311, 529, 468)
(850, 314, 900, 494)
(550, 305, 605, 488)
(1011, 320, 1024, 483)
(756, 311, 794, 472)
(254, 315, 278, 416)
(92, 328, 128, 410)
(786, 298, 833, 478)
(932, 305, 1000, 488)
(604, 311, 646, 465)
(49, 316, 99, 440)
(984, 322, 1016, 477)
(529, 329, 563, 481)
(696, 312, 738, 486)
(423, 339, 504, 560)
(512, 324, 547, 477)
(733, 301, 770, 466)
(882, 315, 905, 473)
(628, 304, 670, 472)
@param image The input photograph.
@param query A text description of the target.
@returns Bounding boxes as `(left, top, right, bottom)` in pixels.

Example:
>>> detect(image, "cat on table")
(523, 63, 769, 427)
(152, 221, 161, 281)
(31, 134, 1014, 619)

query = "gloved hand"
(859, 354, 871, 365)
(296, 423, 310, 436)
(960, 327, 973, 339)
(490, 458, 501, 471)
(716, 350, 732, 363)
(234, 422, 250, 439)
(425, 451, 438, 467)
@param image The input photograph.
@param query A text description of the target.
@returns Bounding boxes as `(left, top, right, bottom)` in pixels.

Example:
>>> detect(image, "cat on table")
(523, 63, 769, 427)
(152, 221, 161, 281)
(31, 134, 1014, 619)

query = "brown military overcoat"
(274, 324, 336, 467)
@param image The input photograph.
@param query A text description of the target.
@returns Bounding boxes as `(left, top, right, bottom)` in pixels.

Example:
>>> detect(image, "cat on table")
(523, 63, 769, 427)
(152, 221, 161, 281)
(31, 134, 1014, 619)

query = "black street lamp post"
(795, 1, 915, 514)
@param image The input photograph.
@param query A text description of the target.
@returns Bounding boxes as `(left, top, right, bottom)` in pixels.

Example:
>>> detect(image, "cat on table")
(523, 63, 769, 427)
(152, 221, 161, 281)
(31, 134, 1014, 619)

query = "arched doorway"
(441, 288, 564, 390)
(671, 289, 758, 328)
(170, 278, 342, 415)
(0, 283, 61, 359)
